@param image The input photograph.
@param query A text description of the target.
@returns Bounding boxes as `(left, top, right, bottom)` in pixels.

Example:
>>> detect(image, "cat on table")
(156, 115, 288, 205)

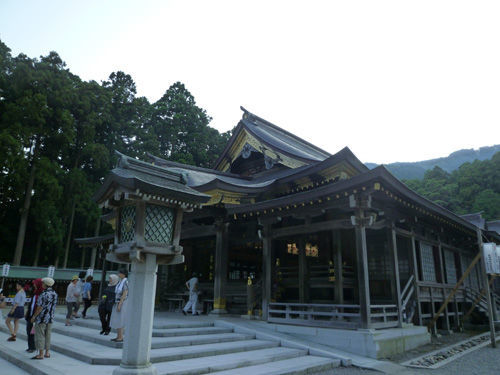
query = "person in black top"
(98, 274, 118, 335)
(25, 278, 43, 353)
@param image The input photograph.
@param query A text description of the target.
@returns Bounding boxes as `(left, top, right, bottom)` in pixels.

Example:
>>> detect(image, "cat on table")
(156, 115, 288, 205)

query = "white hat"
(42, 277, 55, 287)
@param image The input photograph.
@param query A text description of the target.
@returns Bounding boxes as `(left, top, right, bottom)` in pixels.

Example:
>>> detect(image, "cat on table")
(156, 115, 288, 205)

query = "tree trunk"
(89, 214, 101, 269)
(62, 199, 76, 268)
(80, 248, 86, 269)
(33, 231, 42, 267)
(12, 160, 36, 265)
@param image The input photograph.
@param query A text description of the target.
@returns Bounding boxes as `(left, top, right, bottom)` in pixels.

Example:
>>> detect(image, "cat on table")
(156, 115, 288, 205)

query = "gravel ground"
(313, 343, 500, 375)
(409, 344, 500, 375)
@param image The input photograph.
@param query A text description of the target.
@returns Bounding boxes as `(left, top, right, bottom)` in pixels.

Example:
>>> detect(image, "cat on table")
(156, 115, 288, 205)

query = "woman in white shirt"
(110, 268, 129, 342)
(5, 281, 27, 342)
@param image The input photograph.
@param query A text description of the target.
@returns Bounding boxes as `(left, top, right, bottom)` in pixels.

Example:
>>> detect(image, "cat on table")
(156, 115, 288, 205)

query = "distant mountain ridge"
(366, 145, 500, 180)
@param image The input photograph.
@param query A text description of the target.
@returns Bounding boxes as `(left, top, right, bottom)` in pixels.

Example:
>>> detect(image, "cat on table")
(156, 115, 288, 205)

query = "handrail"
(463, 275, 497, 321)
(401, 275, 415, 300)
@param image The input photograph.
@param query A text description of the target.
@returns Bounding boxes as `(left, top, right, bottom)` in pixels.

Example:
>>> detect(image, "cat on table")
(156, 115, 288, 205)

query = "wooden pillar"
(388, 224, 403, 327)
(298, 237, 307, 303)
(355, 208, 371, 328)
(212, 220, 228, 314)
(477, 228, 496, 348)
(438, 241, 451, 331)
(429, 286, 437, 334)
(332, 230, 344, 304)
(410, 232, 423, 326)
(261, 224, 272, 320)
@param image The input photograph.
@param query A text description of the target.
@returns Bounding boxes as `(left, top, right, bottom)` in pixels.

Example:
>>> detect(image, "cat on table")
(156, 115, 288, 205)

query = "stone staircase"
(0, 312, 343, 375)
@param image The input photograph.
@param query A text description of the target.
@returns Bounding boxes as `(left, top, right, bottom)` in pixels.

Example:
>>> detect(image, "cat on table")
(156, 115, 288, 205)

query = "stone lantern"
(94, 152, 209, 375)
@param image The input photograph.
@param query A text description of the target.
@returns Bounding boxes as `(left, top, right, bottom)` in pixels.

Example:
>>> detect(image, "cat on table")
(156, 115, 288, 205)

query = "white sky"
(1, 0, 499, 164)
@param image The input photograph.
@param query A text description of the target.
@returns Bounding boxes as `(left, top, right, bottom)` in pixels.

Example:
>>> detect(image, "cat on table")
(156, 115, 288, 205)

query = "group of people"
(64, 273, 94, 326)
(0, 267, 130, 359)
(99, 269, 129, 342)
(65, 268, 129, 342)
(1, 277, 58, 360)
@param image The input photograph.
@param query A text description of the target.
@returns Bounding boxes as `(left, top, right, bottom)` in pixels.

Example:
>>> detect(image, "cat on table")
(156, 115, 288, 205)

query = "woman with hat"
(65, 275, 80, 326)
(5, 281, 26, 341)
(110, 268, 129, 342)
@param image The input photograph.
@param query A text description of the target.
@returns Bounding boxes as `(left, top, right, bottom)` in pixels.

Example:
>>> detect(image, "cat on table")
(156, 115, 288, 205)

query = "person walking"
(110, 269, 128, 342)
(25, 278, 43, 353)
(30, 277, 57, 360)
(81, 275, 93, 318)
(182, 273, 199, 316)
(65, 276, 80, 326)
(5, 281, 27, 341)
(98, 274, 118, 335)
(73, 271, 85, 318)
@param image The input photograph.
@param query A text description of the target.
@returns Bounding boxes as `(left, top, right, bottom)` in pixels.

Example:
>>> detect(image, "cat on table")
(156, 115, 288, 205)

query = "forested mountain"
(366, 145, 500, 180)
(0, 39, 230, 266)
(404, 153, 500, 221)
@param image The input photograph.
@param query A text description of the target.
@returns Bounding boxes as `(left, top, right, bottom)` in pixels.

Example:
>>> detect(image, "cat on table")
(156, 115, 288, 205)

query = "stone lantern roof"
(94, 151, 210, 209)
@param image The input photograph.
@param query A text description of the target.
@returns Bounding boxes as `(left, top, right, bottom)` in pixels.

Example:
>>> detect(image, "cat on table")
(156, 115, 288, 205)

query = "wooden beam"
(272, 219, 353, 239)
(427, 250, 482, 330)
(181, 225, 216, 240)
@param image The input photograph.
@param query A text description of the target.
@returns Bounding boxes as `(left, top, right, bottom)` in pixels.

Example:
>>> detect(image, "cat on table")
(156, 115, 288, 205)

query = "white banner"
(2, 264, 9, 277)
(497, 245, 500, 274)
(483, 243, 498, 274)
(47, 266, 55, 278)
(86, 268, 94, 277)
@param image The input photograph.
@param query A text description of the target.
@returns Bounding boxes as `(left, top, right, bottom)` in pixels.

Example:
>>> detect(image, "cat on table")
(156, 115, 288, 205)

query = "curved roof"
(148, 147, 366, 194)
(213, 107, 330, 170)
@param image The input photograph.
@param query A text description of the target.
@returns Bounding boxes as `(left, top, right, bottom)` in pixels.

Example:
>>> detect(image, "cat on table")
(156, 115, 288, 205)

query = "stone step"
(48, 322, 253, 349)
(0, 330, 113, 375)
(0, 357, 32, 375)
(53, 314, 214, 332)
(208, 355, 341, 375)
(0, 325, 279, 366)
(153, 321, 214, 329)
(0, 329, 336, 375)
(152, 326, 233, 337)
(153, 347, 307, 375)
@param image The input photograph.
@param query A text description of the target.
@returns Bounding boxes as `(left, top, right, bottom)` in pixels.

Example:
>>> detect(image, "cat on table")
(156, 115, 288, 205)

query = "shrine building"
(98, 107, 500, 339)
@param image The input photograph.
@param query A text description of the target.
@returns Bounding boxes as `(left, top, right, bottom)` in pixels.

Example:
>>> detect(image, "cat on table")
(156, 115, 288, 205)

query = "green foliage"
(404, 153, 500, 221)
(0, 39, 230, 265)
(150, 82, 229, 168)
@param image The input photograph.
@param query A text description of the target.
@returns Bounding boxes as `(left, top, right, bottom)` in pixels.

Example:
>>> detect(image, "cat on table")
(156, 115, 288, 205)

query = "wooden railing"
(369, 304, 399, 328)
(268, 302, 361, 329)
(268, 302, 401, 329)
